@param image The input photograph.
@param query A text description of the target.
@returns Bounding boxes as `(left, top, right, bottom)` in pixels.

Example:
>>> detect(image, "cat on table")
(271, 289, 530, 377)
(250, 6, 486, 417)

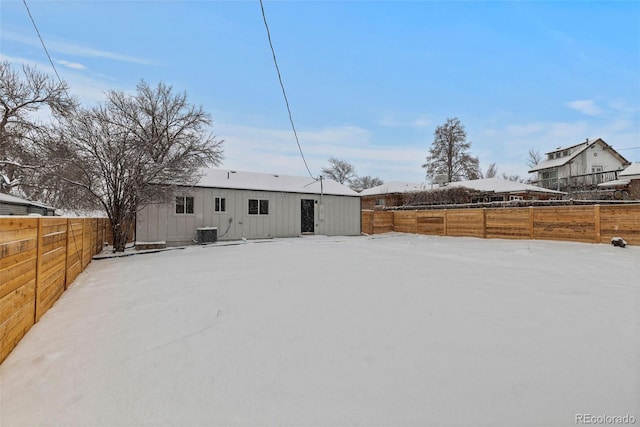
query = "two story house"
(529, 138, 630, 191)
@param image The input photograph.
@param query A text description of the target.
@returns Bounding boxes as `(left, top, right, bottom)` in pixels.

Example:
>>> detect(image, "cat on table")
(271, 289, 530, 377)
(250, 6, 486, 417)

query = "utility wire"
(259, 0, 315, 180)
(22, 0, 63, 85)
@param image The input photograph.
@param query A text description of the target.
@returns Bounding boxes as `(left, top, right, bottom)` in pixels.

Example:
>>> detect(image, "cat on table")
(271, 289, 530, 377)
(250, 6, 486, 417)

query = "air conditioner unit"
(197, 227, 218, 244)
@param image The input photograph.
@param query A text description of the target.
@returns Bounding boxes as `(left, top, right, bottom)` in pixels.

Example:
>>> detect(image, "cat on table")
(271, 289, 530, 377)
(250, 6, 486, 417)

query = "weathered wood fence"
(362, 204, 640, 245)
(1, 217, 109, 363)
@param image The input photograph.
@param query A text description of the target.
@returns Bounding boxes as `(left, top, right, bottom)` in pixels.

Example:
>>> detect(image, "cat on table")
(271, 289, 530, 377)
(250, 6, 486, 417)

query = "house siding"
(137, 187, 361, 245)
(0, 203, 28, 215)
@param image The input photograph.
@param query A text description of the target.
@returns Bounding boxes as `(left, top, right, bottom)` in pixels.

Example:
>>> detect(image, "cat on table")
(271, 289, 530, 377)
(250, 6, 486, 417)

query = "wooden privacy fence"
(362, 204, 640, 245)
(0, 217, 108, 364)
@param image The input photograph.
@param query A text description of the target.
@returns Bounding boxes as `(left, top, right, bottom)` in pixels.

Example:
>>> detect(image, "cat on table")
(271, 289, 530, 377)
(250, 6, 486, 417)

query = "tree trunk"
(110, 219, 128, 253)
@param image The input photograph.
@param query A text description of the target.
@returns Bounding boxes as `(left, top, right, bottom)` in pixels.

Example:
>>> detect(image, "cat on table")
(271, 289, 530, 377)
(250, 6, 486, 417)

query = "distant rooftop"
(359, 181, 427, 196)
(618, 163, 640, 178)
(444, 177, 565, 194)
(0, 193, 55, 209)
(360, 178, 565, 196)
(544, 137, 598, 155)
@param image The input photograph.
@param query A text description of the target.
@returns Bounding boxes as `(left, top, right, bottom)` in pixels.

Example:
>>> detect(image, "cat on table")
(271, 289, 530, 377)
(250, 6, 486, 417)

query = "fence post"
(443, 210, 448, 236)
(482, 208, 487, 239)
(81, 218, 87, 270)
(34, 218, 43, 323)
(594, 204, 601, 243)
(64, 219, 71, 290)
(528, 206, 534, 239)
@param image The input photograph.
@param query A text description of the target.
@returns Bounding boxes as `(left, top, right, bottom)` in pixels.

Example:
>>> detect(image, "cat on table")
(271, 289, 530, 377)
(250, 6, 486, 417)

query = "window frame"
(248, 198, 269, 215)
(175, 196, 195, 215)
(259, 199, 269, 215)
(214, 197, 226, 213)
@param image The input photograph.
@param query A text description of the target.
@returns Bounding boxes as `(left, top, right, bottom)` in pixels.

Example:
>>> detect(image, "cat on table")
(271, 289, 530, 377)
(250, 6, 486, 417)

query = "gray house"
(136, 169, 361, 246)
(0, 193, 56, 216)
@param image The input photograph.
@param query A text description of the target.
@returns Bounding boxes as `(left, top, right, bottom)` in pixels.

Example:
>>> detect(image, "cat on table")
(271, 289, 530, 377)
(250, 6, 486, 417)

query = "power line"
(259, 0, 315, 180)
(617, 146, 640, 150)
(22, 0, 63, 85)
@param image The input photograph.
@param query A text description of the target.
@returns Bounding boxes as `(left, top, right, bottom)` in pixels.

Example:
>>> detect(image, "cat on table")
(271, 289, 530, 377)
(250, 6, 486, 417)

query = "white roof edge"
(597, 179, 631, 188)
(543, 138, 602, 155)
(619, 163, 640, 178)
(444, 178, 566, 194)
(193, 168, 359, 197)
(0, 193, 55, 209)
(359, 181, 426, 196)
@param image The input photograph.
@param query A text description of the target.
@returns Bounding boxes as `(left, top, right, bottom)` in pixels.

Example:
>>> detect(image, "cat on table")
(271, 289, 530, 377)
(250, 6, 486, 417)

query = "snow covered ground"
(1, 233, 638, 426)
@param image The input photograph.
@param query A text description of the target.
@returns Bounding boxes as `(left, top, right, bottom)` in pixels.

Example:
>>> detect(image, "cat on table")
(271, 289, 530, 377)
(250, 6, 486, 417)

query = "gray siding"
(136, 187, 361, 246)
(0, 203, 28, 215)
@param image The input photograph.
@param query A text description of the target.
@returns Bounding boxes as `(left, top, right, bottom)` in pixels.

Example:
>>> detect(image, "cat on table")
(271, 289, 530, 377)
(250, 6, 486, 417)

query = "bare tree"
(350, 175, 383, 192)
(501, 173, 525, 183)
(0, 61, 76, 195)
(48, 80, 223, 252)
(484, 162, 498, 178)
(422, 117, 480, 182)
(403, 187, 473, 206)
(527, 149, 542, 169)
(321, 157, 356, 185)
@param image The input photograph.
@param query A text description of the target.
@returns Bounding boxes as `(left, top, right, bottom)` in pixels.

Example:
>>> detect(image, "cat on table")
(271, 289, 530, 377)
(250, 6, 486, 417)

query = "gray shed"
(136, 169, 361, 245)
(0, 193, 56, 216)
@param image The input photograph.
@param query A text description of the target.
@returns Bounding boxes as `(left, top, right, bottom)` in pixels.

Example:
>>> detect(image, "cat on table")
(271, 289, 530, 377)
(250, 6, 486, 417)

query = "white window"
(176, 196, 194, 214)
(509, 195, 523, 201)
(248, 199, 269, 215)
(591, 165, 603, 173)
(215, 197, 226, 212)
(375, 198, 385, 206)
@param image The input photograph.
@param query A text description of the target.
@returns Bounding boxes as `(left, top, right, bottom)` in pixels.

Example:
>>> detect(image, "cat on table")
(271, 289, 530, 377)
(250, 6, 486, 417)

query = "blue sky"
(2, 1, 639, 183)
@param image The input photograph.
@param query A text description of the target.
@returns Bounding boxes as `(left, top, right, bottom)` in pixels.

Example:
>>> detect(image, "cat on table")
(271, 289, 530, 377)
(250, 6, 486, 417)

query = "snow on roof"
(597, 179, 631, 188)
(359, 181, 427, 196)
(543, 139, 596, 155)
(0, 193, 55, 209)
(529, 141, 594, 173)
(618, 163, 640, 179)
(444, 177, 566, 194)
(195, 169, 359, 197)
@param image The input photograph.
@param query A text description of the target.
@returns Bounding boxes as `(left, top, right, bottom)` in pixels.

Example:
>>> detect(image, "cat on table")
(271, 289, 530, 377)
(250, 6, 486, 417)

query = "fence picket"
(1, 217, 110, 364)
(362, 204, 640, 245)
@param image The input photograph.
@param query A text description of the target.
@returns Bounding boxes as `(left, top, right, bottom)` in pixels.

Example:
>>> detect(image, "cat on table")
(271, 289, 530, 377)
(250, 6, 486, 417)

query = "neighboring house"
(360, 181, 427, 209)
(0, 193, 56, 216)
(597, 163, 640, 199)
(528, 138, 630, 191)
(136, 169, 361, 246)
(361, 178, 564, 208)
(443, 177, 565, 202)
